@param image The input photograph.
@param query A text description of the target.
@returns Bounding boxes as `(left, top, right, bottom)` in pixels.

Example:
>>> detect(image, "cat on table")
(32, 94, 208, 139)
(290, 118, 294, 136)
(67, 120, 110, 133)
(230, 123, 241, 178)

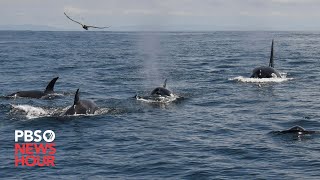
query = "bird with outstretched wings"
(64, 12, 110, 30)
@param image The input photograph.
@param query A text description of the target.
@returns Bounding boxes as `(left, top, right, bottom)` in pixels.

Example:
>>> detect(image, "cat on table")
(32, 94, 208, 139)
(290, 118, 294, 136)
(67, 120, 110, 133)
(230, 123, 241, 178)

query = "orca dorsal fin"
(163, 79, 167, 88)
(269, 40, 274, 68)
(74, 89, 80, 105)
(44, 77, 59, 93)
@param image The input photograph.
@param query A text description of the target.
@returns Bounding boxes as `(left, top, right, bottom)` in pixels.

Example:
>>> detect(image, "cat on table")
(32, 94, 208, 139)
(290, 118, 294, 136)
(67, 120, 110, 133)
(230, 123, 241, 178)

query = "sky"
(0, 0, 320, 31)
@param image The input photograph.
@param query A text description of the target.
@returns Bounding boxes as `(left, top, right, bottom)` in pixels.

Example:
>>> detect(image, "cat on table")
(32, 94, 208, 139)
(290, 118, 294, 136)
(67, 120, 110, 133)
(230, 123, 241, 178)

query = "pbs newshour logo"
(15, 130, 56, 167)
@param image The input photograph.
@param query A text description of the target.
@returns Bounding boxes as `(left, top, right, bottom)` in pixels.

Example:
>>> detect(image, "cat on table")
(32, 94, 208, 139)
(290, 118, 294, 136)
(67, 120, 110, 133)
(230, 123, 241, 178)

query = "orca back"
(276, 126, 318, 135)
(150, 87, 172, 96)
(251, 66, 281, 78)
(10, 91, 45, 99)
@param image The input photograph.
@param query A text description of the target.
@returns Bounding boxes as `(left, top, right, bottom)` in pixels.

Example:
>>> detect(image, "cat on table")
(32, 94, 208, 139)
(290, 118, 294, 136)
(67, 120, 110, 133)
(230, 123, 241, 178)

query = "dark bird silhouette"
(64, 12, 110, 30)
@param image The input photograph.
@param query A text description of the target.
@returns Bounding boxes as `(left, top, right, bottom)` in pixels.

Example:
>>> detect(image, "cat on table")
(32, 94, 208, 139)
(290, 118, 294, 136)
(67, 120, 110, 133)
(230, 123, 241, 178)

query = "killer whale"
(64, 89, 98, 115)
(8, 77, 59, 99)
(274, 125, 319, 135)
(150, 79, 173, 97)
(250, 40, 281, 78)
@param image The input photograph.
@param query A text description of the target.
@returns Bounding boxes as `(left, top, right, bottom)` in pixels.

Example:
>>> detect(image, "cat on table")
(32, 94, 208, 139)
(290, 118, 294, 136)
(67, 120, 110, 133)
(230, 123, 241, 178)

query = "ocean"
(1, 31, 320, 179)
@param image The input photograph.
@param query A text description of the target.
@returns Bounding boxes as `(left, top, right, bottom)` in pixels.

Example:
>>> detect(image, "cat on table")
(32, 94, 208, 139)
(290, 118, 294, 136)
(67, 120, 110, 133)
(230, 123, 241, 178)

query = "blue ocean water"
(1, 31, 320, 179)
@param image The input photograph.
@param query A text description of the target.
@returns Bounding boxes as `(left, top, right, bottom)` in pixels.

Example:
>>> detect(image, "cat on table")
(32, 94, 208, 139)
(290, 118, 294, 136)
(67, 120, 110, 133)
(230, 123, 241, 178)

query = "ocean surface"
(1, 31, 320, 179)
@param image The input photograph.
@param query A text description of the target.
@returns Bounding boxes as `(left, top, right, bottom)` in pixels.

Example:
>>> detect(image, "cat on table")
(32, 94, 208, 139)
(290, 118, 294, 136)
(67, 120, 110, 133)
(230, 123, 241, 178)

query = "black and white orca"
(64, 89, 98, 115)
(8, 77, 59, 99)
(250, 40, 281, 78)
(150, 79, 173, 97)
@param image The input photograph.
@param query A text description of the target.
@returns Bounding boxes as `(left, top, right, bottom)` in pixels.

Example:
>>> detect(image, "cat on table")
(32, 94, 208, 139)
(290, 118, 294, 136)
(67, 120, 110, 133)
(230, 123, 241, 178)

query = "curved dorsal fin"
(44, 77, 59, 93)
(269, 40, 274, 68)
(163, 79, 167, 88)
(74, 89, 80, 105)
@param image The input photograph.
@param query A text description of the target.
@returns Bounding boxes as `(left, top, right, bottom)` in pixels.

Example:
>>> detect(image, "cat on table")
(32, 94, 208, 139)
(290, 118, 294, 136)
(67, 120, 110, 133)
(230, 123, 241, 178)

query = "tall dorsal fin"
(269, 40, 274, 68)
(163, 79, 167, 88)
(44, 77, 59, 93)
(74, 89, 80, 105)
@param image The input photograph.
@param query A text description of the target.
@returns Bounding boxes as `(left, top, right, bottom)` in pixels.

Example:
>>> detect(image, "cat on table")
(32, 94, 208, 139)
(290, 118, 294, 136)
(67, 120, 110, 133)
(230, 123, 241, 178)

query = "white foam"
(10, 104, 111, 119)
(95, 108, 110, 115)
(136, 94, 180, 103)
(229, 73, 293, 83)
(11, 104, 49, 119)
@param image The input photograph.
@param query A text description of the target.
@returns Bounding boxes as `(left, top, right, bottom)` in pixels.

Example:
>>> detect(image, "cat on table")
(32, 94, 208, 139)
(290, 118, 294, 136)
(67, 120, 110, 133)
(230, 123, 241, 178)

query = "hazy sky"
(1, 0, 320, 30)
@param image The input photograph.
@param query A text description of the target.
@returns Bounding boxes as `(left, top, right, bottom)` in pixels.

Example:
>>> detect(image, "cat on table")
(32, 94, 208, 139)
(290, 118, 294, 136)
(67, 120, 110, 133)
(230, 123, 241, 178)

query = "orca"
(250, 40, 282, 78)
(275, 126, 319, 135)
(64, 89, 98, 115)
(9, 77, 59, 99)
(150, 79, 173, 97)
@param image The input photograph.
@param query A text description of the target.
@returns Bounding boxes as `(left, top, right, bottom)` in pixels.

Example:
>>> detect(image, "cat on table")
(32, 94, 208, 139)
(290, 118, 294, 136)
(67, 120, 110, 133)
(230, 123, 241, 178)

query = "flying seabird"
(64, 12, 110, 30)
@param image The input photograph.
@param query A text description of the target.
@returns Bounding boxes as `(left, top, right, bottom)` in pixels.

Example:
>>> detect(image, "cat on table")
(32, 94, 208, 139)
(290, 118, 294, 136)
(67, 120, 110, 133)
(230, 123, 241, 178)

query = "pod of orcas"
(7, 39, 280, 100)
(7, 76, 318, 135)
(7, 77, 175, 115)
(7, 78, 98, 115)
(5, 39, 319, 136)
